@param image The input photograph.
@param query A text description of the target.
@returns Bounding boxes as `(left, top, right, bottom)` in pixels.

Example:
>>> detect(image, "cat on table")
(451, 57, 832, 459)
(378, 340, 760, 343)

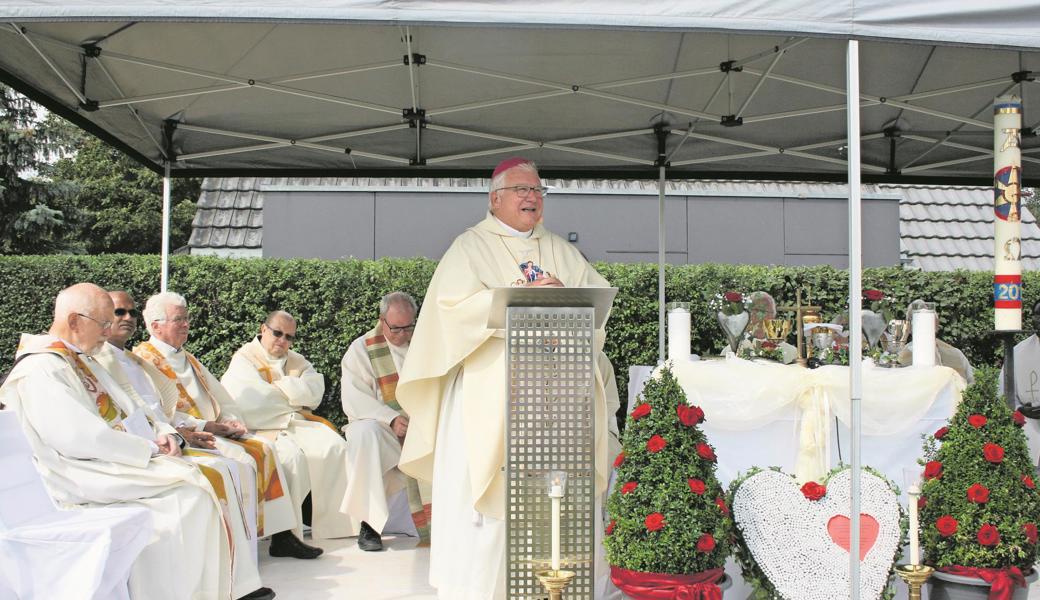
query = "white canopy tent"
(1, 3, 1038, 597)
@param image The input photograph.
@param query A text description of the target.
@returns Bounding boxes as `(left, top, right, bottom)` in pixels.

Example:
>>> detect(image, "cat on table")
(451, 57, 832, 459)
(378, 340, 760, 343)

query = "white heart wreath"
(732, 468, 904, 600)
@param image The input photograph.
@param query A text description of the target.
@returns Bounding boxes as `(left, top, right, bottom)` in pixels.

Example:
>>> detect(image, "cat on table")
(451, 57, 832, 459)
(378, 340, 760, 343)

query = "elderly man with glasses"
(221, 310, 354, 542)
(133, 292, 321, 560)
(339, 291, 423, 551)
(395, 158, 621, 599)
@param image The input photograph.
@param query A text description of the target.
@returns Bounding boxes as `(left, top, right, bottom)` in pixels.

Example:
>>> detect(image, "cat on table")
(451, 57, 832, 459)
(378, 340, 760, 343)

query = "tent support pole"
(847, 39, 863, 600)
(655, 123, 668, 364)
(160, 160, 171, 293)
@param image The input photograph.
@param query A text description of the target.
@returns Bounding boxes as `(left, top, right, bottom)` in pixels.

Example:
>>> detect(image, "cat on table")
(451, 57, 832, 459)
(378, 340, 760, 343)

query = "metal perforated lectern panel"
(506, 307, 595, 600)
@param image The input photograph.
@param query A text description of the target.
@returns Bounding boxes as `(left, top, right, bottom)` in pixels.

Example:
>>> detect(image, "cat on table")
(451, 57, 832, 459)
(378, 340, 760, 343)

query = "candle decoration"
(993, 94, 1023, 331)
(666, 302, 691, 363)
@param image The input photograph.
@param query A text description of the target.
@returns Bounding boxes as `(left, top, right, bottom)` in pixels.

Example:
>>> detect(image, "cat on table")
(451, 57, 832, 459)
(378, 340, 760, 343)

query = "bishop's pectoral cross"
(778, 288, 821, 368)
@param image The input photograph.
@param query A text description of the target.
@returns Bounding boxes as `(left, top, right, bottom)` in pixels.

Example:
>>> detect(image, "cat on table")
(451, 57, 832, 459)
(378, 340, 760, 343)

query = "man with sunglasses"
(395, 158, 621, 600)
(340, 291, 423, 551)
(222, 311, 354, 542)
(95, 290, 275, 600)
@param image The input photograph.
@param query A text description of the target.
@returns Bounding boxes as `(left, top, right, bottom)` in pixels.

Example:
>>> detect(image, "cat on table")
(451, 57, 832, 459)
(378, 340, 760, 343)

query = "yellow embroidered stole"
(25, 340, 127, 427)
(239, 340, 337, 432)
(363, 322, 401, 409)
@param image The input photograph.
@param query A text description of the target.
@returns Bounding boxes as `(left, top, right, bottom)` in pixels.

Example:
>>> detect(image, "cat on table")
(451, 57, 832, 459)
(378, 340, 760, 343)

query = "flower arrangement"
(728, 465, 907, 600)
(863, 288, 896, 323)
(918, 367, 1040, 575)
(605, 366, 731, 594)
(708, 290, 748, 317)
(739, 340, 785, 362)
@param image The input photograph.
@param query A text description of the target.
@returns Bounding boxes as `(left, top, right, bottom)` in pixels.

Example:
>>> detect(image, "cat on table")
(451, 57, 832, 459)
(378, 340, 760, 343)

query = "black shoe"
(238, 587, 276, 600)
(357, 521, 384, 552)
(269, 531, 323, 559)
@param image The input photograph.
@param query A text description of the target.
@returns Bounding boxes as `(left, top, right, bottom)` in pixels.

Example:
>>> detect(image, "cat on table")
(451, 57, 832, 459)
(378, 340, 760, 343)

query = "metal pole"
(658, 164, 666, 364)
(160, 161, 171, 293)
(847, 39, 863, 600)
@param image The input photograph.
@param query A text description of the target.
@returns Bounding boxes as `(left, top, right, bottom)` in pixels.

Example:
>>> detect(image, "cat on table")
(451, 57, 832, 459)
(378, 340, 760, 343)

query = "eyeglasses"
(157, 315, 190, 325)
(493, 185, 549, 198)
(77, 313, 113, 330)
(267, 327, 296, 342)
(382, 317, 416, 334)
(114, 308, 141, 319)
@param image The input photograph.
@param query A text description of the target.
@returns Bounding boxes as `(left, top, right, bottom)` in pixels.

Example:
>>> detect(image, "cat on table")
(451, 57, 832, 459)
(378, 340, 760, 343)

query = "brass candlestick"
(536, 569, 576, 600)
(778, 288, 821, 368)
(895, 564, 934, 600)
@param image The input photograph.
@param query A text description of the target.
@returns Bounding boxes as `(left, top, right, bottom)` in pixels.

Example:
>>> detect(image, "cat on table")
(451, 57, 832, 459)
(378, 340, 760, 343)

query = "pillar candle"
(550, 486, 562, 572)
(994, 95, 1023, 331)
(667, 305, 691, 363)
(908, 483, 921, 566)
(912, 309, 936, 368)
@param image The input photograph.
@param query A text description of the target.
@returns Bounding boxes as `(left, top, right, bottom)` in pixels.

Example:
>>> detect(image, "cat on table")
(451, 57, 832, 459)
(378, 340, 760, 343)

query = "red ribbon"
(610, 565, 724, 600)
(939, 566, 1026, 600)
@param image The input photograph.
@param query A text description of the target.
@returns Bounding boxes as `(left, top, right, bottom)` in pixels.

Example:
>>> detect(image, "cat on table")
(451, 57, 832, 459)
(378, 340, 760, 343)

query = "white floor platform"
(259, 534, 437, 600)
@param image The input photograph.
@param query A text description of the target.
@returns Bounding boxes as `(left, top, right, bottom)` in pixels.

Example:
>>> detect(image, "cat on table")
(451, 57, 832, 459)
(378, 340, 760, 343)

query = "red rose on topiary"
(613, 451, 625, 468)
(688, 478, 706, 495)
(923, 461, 943, 480)
(696, 442, 716, 462)
(724, 292, 743, 303)
(863, 289, 884, 301)
(936, 515, 958, 537)
(1024, 475, 1036, 490)
(645, 512, 665, 532)
(1014, 410, 1027, 427)
(934, 426, 949, 440)
(715, 497, 729, 516)
(801, 481, 827, 501)
(696, 533, 716, 552)
(677, 404, 705, 427)
(646, 435, 667, 453)
(606, 520, 616, 535)
(983, 442, 1005, 464)
(632, 403, 651, 420)
(621, 481, 638, 495)
(968, 414, 987, 429)
(977, 524, 1001, 547)
(967, 483, 990, 504)
(1025, 523, 1039, 544)
(918, 496, 927, 510)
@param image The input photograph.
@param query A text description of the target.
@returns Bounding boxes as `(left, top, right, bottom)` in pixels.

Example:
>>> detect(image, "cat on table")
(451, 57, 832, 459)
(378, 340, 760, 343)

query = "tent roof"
(1, 2, 1039, 183)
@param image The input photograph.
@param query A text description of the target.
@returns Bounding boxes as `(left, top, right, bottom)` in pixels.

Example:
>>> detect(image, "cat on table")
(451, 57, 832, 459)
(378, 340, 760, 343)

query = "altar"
(628, 358, 965, 488)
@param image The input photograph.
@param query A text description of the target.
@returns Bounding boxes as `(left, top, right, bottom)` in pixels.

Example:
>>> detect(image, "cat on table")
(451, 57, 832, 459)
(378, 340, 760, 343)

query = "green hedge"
(0, 255, 1030, 430)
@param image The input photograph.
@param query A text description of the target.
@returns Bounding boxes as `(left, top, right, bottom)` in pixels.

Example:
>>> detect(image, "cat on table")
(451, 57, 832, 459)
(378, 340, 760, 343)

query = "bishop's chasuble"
(1, 334, 232, 600)
(95, 342, 265, 597)
(134, 337, 301, 537)
(221, 337, 354, 539)
(397, 213, 621, 600)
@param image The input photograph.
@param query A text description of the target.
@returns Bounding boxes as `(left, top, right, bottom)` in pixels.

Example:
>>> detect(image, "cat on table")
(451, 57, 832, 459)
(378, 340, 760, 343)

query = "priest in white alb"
(340, 291, 425, 551)
(93, 290, 273, 600)
(0, 283, 232, 600)
(396, 158, 622, 600)
(221, 310, 354, 540)
(133, 291, 321, 559)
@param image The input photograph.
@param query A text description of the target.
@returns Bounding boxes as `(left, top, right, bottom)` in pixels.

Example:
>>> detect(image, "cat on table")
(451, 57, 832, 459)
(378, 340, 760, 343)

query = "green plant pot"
(928, 568, 1037, 600)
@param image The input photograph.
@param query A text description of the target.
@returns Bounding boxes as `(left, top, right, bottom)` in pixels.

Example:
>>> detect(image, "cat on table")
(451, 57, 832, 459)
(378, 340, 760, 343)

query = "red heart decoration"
(827, 514, 880, 560)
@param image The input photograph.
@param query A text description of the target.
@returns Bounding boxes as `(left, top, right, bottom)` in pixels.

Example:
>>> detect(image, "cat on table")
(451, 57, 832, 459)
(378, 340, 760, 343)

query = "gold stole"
(362, 323, 432, 542)
(26, 341, 127, 427)
(363, 322, 401, 407)
(239, 340, 337, 432)
(133, 341, 286, 535)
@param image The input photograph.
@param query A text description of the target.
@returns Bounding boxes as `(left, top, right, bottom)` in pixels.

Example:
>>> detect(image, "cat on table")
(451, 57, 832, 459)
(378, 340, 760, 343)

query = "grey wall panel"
(263, 191, 376, 259)
(688, 196, 784, 264)
(546, 194, 686, 263)
(604, 251, 688, 264)
(374, 192, 487, 259)
(785, 253, 849, 268)
(862, 199, 901, 267)
(783, 197, 899, 267)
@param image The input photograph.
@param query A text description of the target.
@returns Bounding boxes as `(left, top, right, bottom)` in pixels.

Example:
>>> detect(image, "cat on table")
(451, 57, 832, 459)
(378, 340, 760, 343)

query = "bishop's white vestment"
(1, 334, 232, 600)
(1001, 335, 1040, 465)
(397, 213, 622, 600)
(95, 342, 264, 597)
(221, 338, 354, 539)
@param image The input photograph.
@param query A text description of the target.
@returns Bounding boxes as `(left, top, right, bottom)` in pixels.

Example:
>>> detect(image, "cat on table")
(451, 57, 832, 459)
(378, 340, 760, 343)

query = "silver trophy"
(883, 319, 911, 356)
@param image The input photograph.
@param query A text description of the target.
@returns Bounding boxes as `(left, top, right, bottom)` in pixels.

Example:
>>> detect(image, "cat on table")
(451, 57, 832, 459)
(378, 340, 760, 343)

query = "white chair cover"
(0, 411, 154, 600)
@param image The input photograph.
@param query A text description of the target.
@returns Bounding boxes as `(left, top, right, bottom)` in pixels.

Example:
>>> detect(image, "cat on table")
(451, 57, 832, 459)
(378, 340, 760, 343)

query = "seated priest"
(897, 299, 975, 385)
(94, 290, 274, 600)
(221, 310, 354, 540)
(340, 291, 424, 551)
(0, 283, 236, 599)
(395, 158, 622, 599)
(1000, 299, 1040, 460)
(133, 291, 322, 560)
